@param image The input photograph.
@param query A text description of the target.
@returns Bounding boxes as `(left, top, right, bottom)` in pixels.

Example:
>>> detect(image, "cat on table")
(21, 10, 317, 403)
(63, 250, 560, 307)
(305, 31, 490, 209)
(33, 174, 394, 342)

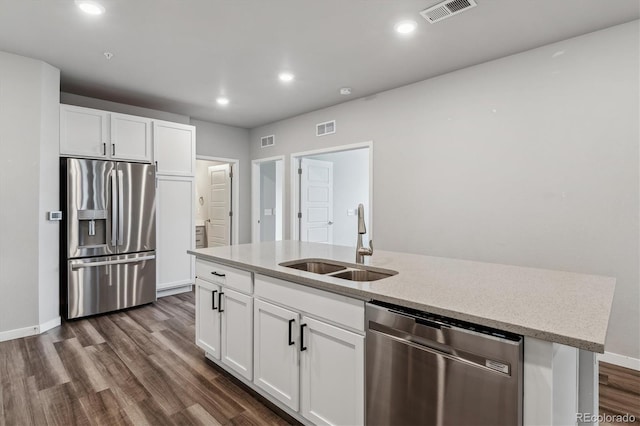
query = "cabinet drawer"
(195, 227, 205, 236)
(255, 274, 364, 332)
(195, 236, 204, 244)
(196, 260, 252, 294)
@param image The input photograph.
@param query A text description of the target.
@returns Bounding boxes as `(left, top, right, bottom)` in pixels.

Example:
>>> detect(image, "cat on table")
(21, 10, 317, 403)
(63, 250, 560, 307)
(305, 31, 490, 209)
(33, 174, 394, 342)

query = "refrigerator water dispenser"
(77, 209, 108, 247)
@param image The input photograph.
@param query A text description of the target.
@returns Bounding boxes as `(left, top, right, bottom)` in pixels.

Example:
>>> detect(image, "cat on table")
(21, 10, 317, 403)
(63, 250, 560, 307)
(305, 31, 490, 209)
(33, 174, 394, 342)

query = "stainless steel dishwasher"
(366, 301, 523, 426)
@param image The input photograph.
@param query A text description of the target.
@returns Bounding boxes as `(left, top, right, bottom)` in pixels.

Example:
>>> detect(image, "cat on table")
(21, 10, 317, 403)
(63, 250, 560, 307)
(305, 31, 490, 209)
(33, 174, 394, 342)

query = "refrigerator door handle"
(111, 170, 118, 247)
(71, 255, 156, 270)
(117, 169, 124, 246)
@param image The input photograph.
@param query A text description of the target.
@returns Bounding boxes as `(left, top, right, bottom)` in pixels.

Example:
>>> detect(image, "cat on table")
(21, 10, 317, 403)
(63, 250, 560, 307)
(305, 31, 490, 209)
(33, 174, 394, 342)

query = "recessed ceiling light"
(278, 72, 295, 82)
(75, 1, 105, 15)
(216, 97, 229, 106)
(394, 20, 417, 34)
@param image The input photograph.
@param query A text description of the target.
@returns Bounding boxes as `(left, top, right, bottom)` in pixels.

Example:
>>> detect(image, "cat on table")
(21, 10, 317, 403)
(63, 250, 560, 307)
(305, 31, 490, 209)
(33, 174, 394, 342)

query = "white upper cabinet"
(60, 105, 152, 163)
(153, 121, 196, 176)
(60, 104, 108, 158)
(110, 113, 152, 162)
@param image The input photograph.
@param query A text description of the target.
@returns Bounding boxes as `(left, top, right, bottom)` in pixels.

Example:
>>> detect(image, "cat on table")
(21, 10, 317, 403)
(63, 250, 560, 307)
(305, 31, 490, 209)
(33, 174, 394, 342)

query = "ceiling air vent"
(260, 135, 275, 148)
(420, 0, 477, 24)
(316, 120, 336, 137)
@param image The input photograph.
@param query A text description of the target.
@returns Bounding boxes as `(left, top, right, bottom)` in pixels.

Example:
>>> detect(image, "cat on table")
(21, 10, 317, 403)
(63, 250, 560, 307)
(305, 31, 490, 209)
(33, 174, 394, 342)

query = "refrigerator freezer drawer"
(66, 252, 156, 319)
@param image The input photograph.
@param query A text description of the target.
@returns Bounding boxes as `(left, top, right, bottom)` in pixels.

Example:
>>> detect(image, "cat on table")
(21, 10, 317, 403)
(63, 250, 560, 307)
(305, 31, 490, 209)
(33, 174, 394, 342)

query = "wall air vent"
(420, 0, 477, 24)
(316, 120, 336, 137)
(260, 135, 275, 148)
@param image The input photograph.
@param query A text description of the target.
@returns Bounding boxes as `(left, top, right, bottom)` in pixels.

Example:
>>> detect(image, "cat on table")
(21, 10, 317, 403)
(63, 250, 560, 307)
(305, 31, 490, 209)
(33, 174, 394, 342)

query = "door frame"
(251, 155, 285, 243)
(290, 141, 373, 242)
(196, 155, 240, 246)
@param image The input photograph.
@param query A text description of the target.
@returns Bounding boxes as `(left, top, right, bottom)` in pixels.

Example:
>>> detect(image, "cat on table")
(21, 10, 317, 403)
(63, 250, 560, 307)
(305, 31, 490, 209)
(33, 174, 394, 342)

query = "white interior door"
(300, 158, 333, 244)
(208, 164, 231, 247)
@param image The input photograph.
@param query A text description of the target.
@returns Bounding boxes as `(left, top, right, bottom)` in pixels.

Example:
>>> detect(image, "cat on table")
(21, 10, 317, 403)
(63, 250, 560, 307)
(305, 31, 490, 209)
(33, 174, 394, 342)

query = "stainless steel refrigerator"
(61, 158, 156, 319)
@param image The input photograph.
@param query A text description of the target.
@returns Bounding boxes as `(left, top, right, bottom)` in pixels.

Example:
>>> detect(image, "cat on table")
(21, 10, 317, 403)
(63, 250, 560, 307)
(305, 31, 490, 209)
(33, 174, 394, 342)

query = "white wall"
(310, 149, 369, 247)
(0, 51, 60, 338)
(249, 21, 640, 361)
(192, 119, 251, 244)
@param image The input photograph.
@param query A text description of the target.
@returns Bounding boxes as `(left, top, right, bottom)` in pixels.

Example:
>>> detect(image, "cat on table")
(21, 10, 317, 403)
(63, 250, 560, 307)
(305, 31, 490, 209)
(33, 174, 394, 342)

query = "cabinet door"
(195, 279, 221, 359)
(60, 104, 108, 158)
(153, 121, 195, 176)
(300, 316, 364, 426)
(156, 176, 194, 291)
(110, 113, 152, 162)
(253, 299, 299, 411)
(220, 288, 253, 381)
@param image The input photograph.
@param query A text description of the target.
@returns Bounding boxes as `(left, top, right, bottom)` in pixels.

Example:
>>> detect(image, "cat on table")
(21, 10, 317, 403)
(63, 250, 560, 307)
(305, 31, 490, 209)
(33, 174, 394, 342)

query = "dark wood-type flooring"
(600, 361, 640, 425)
(0, 292, 294, 426)
(1, 291, 638, 425)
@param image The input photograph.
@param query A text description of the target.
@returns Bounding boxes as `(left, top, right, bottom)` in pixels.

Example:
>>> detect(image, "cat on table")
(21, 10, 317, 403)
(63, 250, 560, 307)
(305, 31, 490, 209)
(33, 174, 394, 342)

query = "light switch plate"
(347, 209, 356, 216)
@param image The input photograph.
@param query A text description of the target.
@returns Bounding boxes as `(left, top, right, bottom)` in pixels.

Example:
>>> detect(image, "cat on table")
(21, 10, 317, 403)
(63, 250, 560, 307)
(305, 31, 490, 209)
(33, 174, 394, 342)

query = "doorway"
(195, 156, 240, 247)
(291, 142, 372, 247)
(251, 156, 284, 242)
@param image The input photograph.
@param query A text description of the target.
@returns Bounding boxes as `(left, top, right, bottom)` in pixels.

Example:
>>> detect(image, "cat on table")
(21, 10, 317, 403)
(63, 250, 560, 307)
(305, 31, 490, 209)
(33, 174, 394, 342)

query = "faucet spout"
(356, 203, 373, 264)
(357, 203, 366, 235)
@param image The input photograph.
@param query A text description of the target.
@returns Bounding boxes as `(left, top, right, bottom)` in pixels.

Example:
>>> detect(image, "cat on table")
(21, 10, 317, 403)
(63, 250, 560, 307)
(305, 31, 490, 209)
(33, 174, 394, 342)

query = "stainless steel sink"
(280, 258, 397, 282)
(330, 269, 395, 282)
(280, 260, 346, 274)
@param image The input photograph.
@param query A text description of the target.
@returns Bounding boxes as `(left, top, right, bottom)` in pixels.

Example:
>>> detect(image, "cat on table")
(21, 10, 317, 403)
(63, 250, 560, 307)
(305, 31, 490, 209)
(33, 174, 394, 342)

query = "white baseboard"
(599, 351, 640, 371)
(157, 284, 193, 298)
(0, 324, 39, 343)
(39, 316, 61, 333)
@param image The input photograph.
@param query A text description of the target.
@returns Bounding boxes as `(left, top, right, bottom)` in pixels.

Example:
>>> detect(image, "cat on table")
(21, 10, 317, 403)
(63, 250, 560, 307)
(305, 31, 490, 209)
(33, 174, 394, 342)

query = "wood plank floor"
(600, 361, 640, 425)
(1, 291, 639, 425)
(0, 292, 295, 426)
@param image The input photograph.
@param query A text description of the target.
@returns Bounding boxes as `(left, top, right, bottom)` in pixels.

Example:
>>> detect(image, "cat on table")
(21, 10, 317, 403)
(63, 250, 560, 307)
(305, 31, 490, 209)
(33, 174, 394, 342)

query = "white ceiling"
(0, 1, 637, 128)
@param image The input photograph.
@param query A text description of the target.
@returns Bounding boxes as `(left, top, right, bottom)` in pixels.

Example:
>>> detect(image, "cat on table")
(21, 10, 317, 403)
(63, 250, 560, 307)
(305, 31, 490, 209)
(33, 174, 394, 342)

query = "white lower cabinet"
(300, 316, 364, 426)
(195, 278, 221, 359)
(253, 274, 365, 425)
(220, 288, 253, 380)
(253, 299, 300, 411)
(195, 265, 365, 425)
(195, 262, 253, 381)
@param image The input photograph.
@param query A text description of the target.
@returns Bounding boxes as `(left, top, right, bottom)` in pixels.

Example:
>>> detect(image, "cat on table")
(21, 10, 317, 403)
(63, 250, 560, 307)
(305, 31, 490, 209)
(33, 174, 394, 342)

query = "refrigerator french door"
(61, 158, 156, 319)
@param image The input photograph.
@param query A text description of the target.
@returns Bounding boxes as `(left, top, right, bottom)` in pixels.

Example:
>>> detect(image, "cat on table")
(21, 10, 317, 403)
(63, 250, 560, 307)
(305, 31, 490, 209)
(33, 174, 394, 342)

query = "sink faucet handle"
(368, 240, 373, 253)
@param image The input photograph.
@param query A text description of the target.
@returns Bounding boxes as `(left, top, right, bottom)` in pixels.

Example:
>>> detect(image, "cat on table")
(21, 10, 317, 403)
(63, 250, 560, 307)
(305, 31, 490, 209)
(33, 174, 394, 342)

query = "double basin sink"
(279, 258, 398, 282)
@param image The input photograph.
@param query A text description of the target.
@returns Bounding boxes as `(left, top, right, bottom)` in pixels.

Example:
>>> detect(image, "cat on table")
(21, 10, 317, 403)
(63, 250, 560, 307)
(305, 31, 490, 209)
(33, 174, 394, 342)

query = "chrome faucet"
(356, 203, 373, 264)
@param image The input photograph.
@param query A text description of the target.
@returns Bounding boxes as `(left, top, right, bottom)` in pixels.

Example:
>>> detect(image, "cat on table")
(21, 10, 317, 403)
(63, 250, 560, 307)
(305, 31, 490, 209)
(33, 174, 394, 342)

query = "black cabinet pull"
(211, 290, 217, 311)
(300, 323, 308, 351)
(111, 143, 115, 156)
(211, 271, 226, 277)
(218, 292, 224, 312)
(288, 319, 295, 346)
(102, 142, 106, 155)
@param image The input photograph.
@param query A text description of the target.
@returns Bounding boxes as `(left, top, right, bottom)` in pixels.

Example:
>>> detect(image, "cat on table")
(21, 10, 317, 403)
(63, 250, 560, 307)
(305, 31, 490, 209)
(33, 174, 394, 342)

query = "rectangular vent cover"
(420, 0, 477, 23)
(260, 135, 275, 148)
(316, 120, 336, 137)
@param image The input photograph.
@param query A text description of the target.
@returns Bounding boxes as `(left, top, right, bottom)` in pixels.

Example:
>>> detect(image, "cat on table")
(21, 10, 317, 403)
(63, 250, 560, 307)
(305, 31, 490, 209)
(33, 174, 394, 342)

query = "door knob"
(328, 221, 334, 225)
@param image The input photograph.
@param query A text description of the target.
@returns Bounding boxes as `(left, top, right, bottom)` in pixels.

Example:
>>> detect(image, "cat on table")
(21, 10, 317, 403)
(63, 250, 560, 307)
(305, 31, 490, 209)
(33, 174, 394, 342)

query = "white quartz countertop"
(188, 241, 615, 353)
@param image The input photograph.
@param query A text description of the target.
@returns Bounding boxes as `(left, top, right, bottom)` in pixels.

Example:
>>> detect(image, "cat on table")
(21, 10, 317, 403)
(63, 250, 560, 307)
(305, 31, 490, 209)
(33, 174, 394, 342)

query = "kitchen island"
(189, 241, 616, 426)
